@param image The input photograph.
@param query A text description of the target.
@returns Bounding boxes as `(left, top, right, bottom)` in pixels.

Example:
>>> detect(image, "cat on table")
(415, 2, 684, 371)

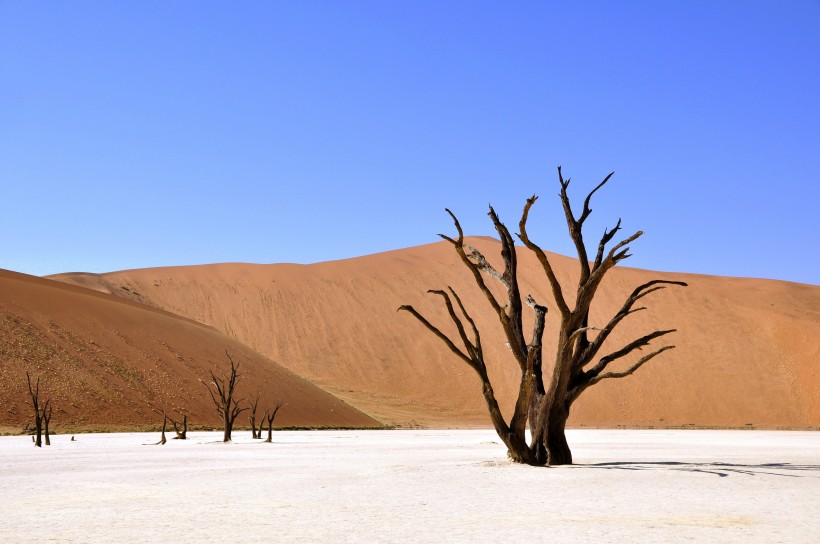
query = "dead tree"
(400, 168, 687, 465)
(248, 392, 261, 439)
(42, 399, 53, 446)
(169, 413, 188, 439)
(203, 352, 247, 442)
(25, 372, 43, 447)
(263, 401, 283, 443)
(156, 413, 167, 445)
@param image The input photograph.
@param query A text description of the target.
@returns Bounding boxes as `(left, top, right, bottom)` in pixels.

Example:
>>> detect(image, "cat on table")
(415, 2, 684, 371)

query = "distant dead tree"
(248, 392, 261, 439)
(400, 168, 687, 465)
(155, 413, 168, 445)
(203, 352, 247, 442)
(42, 399, 53, 446)
(257, 415, 265, 439)
(25, 372, 48, 447)
(263, 401, 284, 443)
(169, 413, 188, 440)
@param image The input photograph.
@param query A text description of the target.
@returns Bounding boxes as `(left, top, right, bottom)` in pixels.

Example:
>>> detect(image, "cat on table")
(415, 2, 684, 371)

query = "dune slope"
(0, 269, 380, 431)
(49, 239, 820, 428)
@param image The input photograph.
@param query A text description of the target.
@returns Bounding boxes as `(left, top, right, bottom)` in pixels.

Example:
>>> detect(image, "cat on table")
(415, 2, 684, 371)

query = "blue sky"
(1, 1, 818, 284)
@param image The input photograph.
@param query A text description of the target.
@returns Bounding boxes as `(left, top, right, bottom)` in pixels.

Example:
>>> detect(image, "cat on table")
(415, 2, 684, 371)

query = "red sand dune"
(0, 269, 380, 431)
(49, 238, 820, 429)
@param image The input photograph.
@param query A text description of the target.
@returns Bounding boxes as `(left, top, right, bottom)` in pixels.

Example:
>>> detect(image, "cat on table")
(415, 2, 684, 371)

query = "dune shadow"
(575, 461, 820, 478)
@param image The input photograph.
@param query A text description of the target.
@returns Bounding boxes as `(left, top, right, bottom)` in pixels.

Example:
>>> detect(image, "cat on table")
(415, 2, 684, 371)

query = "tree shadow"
(575, 461, 820, 478)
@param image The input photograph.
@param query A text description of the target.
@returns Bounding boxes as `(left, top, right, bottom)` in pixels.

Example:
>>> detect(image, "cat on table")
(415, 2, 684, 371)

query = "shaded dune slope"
(0, 269, 380, 431)
(50, 238, 819, 428)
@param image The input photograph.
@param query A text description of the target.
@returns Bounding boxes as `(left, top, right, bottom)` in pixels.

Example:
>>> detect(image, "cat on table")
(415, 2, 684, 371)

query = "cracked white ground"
(1, 429, 818, 543)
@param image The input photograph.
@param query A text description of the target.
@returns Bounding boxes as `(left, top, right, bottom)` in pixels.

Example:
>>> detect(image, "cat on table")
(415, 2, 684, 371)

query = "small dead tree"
(169, 413, 188, 439)
(257, 416, 265, 439)
(263, 401, 283, 443)
(248, 392, 261, 439)
(400, 168, 687, 465)
(42, 399, 53, 446)
(25, 372, 43, 447)
(156, 413, 168, 445)
(203, 352, 247, 442)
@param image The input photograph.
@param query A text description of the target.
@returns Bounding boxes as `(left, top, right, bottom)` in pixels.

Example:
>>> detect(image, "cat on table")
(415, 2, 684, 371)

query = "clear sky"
(1, 1, 818, 284)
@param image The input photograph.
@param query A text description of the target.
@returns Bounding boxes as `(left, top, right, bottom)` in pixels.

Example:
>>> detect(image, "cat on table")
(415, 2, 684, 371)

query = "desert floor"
(1, 429, 817, 543)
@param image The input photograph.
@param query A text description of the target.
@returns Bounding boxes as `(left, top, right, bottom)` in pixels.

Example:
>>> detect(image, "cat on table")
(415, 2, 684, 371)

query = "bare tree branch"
(593, 218, 622, 271)
(438, 209, 505, 318)
(579, 171, 615, 224)
(575, 280, 688, 370)
(397, 304, 475, 369)
(518, 195, 570, 317)
(585, 329, 677, 381)
(558, 166, 592, 282)
(587, 346, 677, 385)
(448, 287, 483, 361)
(429, 289, 477, 360)
(464, 244, 506, 287)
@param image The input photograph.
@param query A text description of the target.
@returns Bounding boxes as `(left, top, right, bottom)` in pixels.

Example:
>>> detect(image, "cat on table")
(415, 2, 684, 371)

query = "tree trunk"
(249, 414, 258, 439)
(157, 414, 167, 445)
(265, 420, 273, 442)
(545, 406, 571, 466)
(42, 402, 53, 446)
(503, 434, 540, 465)
(264, 401, 284, 443)
(26, 372, 43, 448)
(223, 414, 232, 442)
(33, 418, 42, 448)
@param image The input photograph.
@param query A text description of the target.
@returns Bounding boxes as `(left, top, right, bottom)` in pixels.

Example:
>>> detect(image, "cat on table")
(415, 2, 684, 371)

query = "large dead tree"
(203, 352, 247, 442)
(400, 168, 687, 466)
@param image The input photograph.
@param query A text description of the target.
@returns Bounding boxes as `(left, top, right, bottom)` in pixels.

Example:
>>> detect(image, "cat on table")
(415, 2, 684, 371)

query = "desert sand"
(49, 238, 820, 428)
(0, 269, 379, 431)
(1, 429, 817, 543)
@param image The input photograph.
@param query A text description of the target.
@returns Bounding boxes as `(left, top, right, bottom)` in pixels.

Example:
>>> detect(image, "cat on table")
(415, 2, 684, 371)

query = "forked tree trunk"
(171, 414, 187, 439)
(248, 392, 260, 439)
(26, 372, 43, 448)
